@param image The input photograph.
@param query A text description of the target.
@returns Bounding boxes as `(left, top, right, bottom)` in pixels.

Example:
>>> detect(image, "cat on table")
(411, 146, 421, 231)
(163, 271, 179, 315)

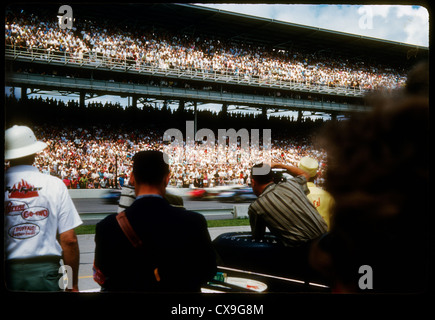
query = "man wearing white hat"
(298, 156, 334, 230)
(4, 125, 82, 291)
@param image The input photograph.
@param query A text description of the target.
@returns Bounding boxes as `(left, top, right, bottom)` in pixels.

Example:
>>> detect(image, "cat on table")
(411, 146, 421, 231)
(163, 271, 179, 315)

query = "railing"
(6, 72, 368, 113)
(5, 44, 368, 98)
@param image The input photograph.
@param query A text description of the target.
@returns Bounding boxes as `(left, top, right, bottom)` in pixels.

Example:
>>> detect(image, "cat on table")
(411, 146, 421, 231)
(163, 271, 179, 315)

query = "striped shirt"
(248, 176, 328, 247)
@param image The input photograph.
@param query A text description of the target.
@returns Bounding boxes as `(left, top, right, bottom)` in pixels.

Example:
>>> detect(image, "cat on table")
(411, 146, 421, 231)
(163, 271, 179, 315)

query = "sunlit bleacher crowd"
(33, 125, 326, 190)
(5, 9, 407, 92)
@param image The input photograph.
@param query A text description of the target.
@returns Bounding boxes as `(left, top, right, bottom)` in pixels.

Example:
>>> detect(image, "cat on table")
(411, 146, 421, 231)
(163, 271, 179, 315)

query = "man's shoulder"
(279, 178, 309, 194)
(169, 205, 207, 229)
(96, 213, 118, 232)
(30, 170, 67, 190)
(132, 197, 201, 218)
(164, 192, 184, 207)
(174, 206, 205, 221)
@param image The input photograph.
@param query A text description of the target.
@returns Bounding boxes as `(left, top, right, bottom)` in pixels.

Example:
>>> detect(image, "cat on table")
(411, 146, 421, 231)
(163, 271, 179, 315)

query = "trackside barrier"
(69, 189, 109, 199)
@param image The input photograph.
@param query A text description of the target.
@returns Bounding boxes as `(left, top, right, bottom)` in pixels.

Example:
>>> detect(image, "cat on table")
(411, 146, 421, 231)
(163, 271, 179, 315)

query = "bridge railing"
(5, 44, 368, 97)
(6, 72, 368, 113)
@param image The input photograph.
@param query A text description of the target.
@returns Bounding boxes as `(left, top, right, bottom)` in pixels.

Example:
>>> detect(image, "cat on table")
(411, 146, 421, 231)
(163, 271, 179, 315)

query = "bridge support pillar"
(132, 94, 137, 109)
(21, 86, 27, 101)
(219, 103, 228, 122)
(262, 106, 267, 120)
(177, 99, 185, 113)
(297, 110, 303, 123)
(79, 90, 85, 108)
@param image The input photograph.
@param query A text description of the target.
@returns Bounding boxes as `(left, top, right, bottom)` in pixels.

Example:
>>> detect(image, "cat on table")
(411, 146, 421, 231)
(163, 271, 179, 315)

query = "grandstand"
(5, 3, 428, 121)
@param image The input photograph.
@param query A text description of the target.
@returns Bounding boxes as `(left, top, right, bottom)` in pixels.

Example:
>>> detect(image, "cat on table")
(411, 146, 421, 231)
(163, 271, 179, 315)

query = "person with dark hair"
(248, 162, 327, 247)
(93, 150, 216, 292)
(310, 84, 429, 292)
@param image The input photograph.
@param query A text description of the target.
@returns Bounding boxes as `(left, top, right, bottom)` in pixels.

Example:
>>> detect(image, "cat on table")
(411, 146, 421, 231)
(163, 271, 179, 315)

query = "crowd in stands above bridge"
(5, 9, 407, 93)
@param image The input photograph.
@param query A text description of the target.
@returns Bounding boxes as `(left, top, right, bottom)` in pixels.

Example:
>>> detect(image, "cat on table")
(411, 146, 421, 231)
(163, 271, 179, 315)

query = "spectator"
(248, 162, 327, 247)
(310, 84, 429, 292)
(4, 125, 82, 291)
(71, 176, 78, 189)
(63, 175, 71, 189)
(93, 151, 216, 292)
(297, 156, 334, 230)
(78, 174, 88, 189)
(118, 173, 125, 188)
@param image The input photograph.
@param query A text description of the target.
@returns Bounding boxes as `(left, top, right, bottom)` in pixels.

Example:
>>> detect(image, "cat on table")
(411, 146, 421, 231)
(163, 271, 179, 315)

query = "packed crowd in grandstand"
(5, 96, 327, 190)
(31, 124, 326, 190)
(5, 9, 407, 91)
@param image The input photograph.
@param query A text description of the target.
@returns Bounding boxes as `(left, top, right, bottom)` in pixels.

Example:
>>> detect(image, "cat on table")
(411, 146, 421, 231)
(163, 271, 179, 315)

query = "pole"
(115, 153, 118, 189)
(194, 101, 197, 135)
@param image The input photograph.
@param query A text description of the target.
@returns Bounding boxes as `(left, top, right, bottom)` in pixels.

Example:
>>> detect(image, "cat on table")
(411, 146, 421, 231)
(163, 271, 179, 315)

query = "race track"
(72, 198, 245, 223)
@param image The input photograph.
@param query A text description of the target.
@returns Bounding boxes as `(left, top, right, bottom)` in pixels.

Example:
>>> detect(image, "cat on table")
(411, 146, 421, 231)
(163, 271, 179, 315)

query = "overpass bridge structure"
(5, 72, 368, 116)
(5, 46, 368, 118)
(5, 3, 427, 119)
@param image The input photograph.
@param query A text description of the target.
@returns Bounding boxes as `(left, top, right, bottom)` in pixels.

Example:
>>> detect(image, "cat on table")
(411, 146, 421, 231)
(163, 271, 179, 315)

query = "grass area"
(207, 218, 250, 228)
(75, 218, 250, 235)
(75, 224, 97, 235)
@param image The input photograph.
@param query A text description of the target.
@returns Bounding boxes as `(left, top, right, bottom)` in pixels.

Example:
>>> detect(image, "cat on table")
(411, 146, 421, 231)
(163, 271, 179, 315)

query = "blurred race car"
(187, 188, 221, 200)
(216, 187, 256, 203)
(101, 189, 121, 204)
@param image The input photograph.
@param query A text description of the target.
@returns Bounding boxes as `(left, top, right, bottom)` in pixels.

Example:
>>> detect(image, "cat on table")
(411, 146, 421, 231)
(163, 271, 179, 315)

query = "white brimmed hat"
(298, 156, 319, 178)
(5, 125, 47, 160)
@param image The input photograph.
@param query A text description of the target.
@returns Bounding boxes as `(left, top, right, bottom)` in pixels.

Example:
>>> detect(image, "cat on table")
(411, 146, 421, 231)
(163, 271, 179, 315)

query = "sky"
(6, 4, 429, 120)
(196, 4, 429, 47)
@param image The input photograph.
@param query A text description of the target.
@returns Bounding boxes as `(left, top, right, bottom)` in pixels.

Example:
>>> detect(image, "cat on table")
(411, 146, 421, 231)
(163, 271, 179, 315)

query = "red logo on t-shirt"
(6, 179, 42, 198)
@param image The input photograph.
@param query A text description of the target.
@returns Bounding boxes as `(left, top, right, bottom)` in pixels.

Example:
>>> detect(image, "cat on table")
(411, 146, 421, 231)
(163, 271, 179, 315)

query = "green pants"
(5, 258, 62, 292)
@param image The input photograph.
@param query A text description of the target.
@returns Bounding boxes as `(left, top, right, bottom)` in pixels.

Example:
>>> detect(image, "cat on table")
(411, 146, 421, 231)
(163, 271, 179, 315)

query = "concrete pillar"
(219, 103, 228, 121)
(177, 99, 185, 113)
(262, 106, 267, 120)
(132, 95, 137, 109)
(79, 90, 85, 108)
(221, 103, 228, 115)
(21, 87, 27, 101)
(297, 110, 303, 123)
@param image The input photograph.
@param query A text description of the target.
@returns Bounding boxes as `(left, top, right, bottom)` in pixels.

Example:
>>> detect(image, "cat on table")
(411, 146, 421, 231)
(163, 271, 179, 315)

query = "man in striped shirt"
(249, 163, 327, 247)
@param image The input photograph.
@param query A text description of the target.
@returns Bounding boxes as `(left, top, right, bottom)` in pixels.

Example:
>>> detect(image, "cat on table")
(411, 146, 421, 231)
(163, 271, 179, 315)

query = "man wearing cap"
(4, 125, 83, 291)
(249, 162, 327, 247)
(298, 157, 334, 230)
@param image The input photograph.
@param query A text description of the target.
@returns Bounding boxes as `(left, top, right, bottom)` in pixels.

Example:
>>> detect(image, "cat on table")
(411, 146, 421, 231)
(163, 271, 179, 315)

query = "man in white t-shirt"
(4, 125, 83, 291)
